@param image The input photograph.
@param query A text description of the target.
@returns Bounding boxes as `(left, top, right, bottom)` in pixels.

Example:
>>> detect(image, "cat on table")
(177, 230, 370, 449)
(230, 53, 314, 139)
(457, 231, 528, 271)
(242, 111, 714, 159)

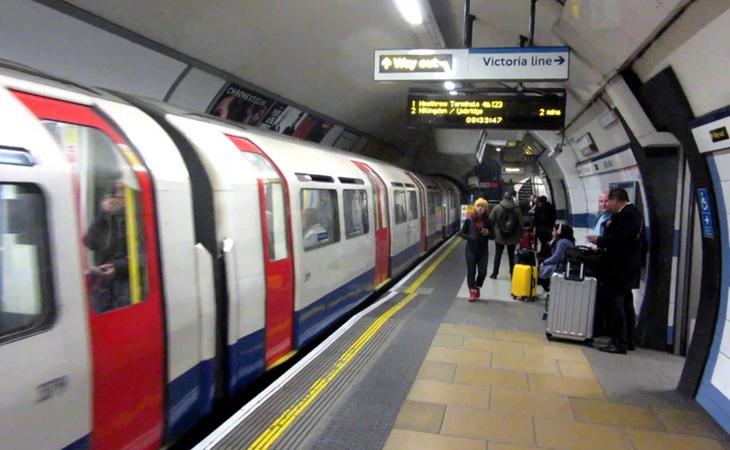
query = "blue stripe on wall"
(697, 156, 730, 433)
(690, 104, 730, 128)
(294, 268, 375, 347)
(569, 213, 596, 228)
(62, 435, 90, 450)
(667, 325, 674, 347)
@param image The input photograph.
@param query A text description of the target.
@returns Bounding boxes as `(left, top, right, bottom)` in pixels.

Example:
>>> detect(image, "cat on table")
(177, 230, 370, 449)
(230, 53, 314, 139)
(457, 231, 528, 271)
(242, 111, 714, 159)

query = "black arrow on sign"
(554, 55, 566, 65)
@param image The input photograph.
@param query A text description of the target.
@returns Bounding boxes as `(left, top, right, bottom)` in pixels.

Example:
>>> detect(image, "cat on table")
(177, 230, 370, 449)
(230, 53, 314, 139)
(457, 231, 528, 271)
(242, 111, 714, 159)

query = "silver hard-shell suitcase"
(546, 262, 597, 342)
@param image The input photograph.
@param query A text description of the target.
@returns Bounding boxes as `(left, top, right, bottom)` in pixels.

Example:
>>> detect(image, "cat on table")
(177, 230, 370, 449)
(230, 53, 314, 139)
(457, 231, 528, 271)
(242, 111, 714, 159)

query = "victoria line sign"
(374, 47, 570, 82)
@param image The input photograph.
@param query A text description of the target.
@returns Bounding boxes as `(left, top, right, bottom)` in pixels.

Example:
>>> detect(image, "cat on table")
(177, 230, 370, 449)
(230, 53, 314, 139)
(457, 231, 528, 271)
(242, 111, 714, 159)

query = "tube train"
(0, 65, 461, 450)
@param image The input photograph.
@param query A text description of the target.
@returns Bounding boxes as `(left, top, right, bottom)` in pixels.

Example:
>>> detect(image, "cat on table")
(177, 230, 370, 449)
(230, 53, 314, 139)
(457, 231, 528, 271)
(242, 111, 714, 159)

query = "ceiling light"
(449, 90, 458, 95)
(444, 81, 456, 90)
(393, 0, 423, 25)
(496, 147, 502, 152)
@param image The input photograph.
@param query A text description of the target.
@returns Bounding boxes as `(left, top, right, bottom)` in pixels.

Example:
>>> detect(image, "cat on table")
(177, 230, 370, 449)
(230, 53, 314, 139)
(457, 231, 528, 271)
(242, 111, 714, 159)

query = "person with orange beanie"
(459, 198, 493, 301)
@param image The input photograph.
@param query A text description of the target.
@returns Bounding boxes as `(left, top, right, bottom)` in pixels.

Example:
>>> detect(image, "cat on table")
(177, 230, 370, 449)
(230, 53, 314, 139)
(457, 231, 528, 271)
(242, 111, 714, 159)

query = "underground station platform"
(194, 237, 730, 450)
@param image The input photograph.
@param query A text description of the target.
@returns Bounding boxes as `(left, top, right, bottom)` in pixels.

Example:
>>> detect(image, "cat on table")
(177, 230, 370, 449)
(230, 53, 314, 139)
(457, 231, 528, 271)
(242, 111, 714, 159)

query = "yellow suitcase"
(511, 264, 537, 300)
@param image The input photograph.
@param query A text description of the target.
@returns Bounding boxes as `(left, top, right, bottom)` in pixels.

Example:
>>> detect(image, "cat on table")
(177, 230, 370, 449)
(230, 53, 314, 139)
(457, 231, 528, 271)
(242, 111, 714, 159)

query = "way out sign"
(374, 47, 569, 82)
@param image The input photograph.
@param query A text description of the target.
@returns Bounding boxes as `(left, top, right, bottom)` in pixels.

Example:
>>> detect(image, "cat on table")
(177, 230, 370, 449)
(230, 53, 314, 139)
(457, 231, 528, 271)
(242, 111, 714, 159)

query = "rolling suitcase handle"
(565, 261, 584, 282)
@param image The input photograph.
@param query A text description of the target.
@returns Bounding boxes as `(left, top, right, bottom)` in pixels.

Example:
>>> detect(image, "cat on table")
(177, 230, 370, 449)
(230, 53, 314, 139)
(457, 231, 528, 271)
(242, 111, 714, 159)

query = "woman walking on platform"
(460, 198, 492, 302)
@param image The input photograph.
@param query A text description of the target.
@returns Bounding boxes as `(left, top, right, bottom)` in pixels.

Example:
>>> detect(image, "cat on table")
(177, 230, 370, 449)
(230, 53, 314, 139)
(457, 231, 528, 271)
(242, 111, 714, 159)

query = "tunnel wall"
(632, 3, 730, 432)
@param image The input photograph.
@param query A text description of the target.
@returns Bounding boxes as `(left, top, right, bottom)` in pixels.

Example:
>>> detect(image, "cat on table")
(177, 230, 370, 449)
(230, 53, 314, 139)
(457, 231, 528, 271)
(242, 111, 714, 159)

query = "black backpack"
(499, 206, 518, 236)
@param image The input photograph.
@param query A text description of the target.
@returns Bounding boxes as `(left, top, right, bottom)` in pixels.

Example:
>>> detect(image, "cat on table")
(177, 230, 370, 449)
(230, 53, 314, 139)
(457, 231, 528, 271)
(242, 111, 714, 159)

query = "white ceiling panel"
(62, 0, 689, 153)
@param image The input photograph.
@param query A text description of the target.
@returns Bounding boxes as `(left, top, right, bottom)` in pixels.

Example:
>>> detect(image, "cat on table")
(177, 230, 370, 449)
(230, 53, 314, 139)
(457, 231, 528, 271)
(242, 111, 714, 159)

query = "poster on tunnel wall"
(209, 83, 336, 144)
(258, 105, 334, 143)
(209, 83, 274, 126)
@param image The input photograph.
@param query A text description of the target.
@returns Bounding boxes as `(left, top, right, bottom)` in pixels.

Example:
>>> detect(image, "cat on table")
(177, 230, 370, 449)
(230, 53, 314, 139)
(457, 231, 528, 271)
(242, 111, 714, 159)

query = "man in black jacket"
(587, 188, 643, 354)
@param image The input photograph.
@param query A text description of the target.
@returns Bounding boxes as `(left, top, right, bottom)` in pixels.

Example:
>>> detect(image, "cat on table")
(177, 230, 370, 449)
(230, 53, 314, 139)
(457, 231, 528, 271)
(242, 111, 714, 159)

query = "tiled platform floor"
(385, 323, 730, 450)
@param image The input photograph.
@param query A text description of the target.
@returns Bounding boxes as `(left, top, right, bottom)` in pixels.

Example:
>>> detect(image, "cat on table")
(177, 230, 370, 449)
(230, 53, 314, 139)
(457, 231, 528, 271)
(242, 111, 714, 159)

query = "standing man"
(593, 192, 612, 237)
(587, 188, 642, 354)
(534, 196, 556, 259)
(590, 191, 613, 336)
(489, 191, 524, 279)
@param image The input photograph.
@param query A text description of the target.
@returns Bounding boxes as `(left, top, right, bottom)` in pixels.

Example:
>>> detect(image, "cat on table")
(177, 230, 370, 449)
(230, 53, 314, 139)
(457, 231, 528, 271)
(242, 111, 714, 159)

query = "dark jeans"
(491, 243, 516, 276)
(536, 229, 552, 259)
(537, 276, 551, 292)
(466, 250, 489, 290)
(603, 284, 636, 348)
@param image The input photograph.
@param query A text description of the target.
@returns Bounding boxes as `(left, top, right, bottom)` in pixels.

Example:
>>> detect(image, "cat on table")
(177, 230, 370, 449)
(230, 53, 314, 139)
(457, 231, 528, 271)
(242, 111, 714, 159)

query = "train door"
(227, 135, 294, 367)
(352, 161, 390, 288)
(405, 172, 427, 255)
(0, 91, 92, 449)
(14, 92, 165, 450)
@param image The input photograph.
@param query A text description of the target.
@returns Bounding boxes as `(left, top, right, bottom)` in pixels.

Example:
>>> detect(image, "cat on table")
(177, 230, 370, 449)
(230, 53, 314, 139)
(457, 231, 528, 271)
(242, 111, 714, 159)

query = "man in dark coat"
(587, 188, 643, 354)
(533, 196, 556, 259)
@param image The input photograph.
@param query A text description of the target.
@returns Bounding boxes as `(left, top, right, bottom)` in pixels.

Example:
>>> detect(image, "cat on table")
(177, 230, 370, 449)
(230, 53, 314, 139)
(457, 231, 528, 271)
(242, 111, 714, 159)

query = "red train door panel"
(353, 161, 391, 288)
(405, 172, 427, 254)
(14, 92, 164, 450)
(227, 135, 294, 367)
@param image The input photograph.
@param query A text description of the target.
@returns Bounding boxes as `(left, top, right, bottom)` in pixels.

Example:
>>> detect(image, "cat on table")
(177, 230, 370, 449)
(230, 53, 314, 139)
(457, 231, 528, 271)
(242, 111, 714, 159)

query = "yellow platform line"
(246, 238, 461, 450)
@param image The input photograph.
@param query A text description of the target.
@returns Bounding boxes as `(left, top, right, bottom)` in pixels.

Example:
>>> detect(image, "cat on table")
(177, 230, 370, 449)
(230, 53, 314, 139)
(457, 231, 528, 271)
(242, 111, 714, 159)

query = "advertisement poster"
(259, 102, 289, 130)
(293, 116, 334, 143)
(332, 129, 360, 152)
(209, 83, 274, 126)
(266, 106, 307, 136)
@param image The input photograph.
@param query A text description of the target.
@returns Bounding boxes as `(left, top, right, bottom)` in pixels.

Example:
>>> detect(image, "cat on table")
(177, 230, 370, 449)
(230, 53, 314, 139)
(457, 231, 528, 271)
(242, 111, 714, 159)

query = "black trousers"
(536, 229, 552, 259)
(603, 284, 636, 348)
(466, 249, 489, 290)
(492, 243, 516, 276)
(537, 276, 551, 292)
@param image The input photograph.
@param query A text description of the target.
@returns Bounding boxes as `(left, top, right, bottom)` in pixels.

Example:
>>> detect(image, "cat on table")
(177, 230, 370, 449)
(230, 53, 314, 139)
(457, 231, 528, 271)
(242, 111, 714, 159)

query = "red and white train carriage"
(0, 65, 461, 450)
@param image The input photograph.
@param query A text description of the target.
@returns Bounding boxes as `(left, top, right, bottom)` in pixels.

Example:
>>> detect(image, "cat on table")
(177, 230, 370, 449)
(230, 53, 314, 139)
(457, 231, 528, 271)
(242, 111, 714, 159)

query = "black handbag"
(565, 245, 603, 276)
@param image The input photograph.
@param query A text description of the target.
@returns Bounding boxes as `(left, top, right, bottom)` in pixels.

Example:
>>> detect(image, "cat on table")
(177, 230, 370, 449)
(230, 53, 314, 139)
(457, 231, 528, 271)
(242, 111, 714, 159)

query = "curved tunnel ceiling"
(63, 0, 690, 156)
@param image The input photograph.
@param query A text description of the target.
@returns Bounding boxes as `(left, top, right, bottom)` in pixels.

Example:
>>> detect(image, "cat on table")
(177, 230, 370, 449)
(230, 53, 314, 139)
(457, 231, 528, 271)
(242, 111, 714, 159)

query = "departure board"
(407, 89, 566, 130)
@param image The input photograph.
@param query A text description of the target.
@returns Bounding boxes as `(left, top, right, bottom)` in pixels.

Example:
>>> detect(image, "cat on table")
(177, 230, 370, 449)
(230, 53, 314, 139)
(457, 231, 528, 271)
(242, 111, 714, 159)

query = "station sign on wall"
(691, 105, 730, 153)
(374, 47, 570, 81)
(696, 188, 715, 239)
(407, 89, 566, 130)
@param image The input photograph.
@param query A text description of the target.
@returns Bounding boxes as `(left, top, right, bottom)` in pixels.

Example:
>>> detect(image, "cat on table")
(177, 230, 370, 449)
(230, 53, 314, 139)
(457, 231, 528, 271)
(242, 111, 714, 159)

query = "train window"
(0, 184, 54, 344)
(43, 121, 149, 313)
(241, 153, 289, 261)
(301, 189, 340, 251)
(343, 190, 369, 239)
(265, 182, 288, 260)
(393, 190, 407, 224)
(407, 191, 418, 220)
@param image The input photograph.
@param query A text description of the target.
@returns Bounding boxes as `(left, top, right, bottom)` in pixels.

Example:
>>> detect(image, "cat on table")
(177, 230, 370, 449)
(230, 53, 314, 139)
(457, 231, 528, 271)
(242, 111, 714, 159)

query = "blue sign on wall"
(697, 188, 715, 239)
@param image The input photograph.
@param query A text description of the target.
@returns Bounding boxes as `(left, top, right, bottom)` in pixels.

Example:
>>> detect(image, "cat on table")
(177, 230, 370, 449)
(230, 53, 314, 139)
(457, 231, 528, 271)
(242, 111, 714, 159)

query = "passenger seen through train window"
(344, 189, 369, 238)
(394, 190, 407, 224)
(407, 190, 418, 221)
(301, 189, 339, 251)
(43, 122, 148, 313)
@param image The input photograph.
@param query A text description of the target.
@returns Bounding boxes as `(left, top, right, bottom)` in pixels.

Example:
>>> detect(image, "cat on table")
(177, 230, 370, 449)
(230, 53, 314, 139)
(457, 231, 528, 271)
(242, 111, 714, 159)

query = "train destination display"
(407, 90, 566, 130)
